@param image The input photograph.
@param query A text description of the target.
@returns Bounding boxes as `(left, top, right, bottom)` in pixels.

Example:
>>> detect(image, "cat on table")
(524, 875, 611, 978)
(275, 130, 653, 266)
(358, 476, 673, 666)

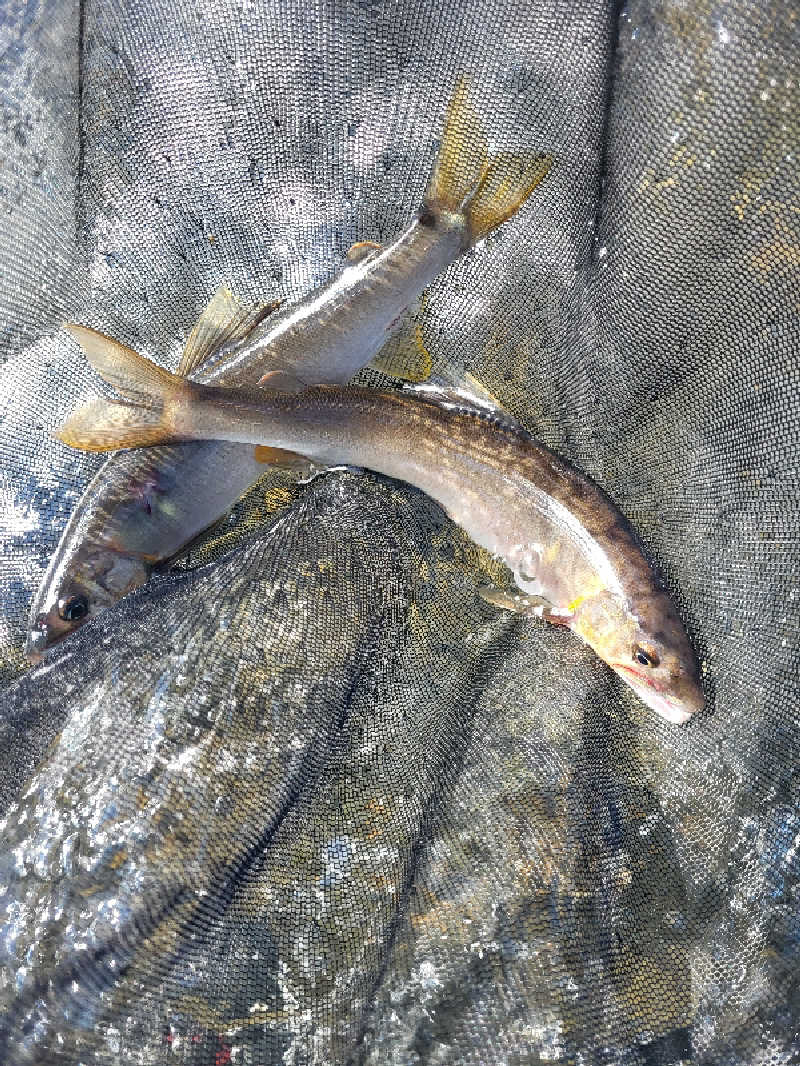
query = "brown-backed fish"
(54, 335, 704, 725)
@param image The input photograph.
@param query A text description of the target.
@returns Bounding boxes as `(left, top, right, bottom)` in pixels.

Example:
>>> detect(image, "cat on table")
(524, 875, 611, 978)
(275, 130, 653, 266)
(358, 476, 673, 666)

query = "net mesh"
(1, 0, 799, 1063)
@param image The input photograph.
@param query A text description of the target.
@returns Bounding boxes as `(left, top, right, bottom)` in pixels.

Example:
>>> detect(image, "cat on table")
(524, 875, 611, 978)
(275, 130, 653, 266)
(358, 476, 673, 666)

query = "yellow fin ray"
(424, 76, 489, 216)
(369, 318, 432, 384)
(465, 151, 552, 244)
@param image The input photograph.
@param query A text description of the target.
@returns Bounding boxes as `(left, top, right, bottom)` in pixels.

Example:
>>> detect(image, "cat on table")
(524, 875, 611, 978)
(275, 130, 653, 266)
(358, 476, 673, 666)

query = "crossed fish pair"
(28, 80, 703, 725)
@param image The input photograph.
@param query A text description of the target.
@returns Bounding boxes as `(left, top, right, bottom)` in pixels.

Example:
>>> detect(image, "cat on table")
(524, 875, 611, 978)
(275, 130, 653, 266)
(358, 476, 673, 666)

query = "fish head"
(26, 537, 151, 662)
(571, 589, 704, 725)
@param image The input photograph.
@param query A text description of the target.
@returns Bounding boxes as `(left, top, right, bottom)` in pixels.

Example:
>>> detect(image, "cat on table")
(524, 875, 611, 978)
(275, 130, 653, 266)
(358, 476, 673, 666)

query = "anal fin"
(368, 295, 432, 383)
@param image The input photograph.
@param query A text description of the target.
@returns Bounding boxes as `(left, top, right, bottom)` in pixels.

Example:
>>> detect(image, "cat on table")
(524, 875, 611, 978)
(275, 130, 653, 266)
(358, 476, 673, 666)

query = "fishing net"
(1, 0, 798, 1062)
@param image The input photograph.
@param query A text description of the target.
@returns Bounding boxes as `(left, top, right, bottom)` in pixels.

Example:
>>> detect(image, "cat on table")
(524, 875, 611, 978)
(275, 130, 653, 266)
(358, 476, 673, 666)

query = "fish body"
(209, 222, 463, 389)
(30, 441, 271, 647)
(56, 345, 705, 725)
(27, 78, 551, 659)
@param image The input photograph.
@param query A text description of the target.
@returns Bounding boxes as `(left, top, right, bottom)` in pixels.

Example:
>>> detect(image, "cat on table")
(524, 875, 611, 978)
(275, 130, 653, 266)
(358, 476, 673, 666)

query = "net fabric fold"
(1, 0, 798, 1063)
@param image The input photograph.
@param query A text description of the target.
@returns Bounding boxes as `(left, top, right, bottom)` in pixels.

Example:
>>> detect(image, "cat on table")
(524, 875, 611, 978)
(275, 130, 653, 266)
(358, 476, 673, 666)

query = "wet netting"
(1, 1, 799, 1063)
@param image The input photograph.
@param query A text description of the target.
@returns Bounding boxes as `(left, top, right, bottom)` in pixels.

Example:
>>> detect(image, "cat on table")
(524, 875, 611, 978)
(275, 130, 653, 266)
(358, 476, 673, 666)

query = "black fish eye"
(633, 645, 659, 668)
(58, 594, 89, 622)
(418, 208, 437, 229)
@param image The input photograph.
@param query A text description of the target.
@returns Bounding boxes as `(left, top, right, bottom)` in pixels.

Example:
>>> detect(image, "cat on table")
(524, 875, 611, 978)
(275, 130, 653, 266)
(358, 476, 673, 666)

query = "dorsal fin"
(405, 376, 524, 433)
(177, 284, 279, 378)
(345, 240, 383, 264)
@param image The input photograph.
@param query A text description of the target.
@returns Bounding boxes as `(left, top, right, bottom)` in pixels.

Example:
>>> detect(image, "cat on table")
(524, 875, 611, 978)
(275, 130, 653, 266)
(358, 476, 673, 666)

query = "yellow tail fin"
(56, 325, 185, 452)
(424, 77, 552, 245)
(56, 395, 174, 452)
(424, 77, 489, 216)
(465, 150, 552, 244)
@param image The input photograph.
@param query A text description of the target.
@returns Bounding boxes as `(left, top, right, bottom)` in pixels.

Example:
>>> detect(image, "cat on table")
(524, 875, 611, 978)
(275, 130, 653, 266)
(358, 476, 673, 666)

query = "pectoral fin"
(478, 584, 549, 614)
(477, 584, 573, 626)
(178, 284, 280, 378)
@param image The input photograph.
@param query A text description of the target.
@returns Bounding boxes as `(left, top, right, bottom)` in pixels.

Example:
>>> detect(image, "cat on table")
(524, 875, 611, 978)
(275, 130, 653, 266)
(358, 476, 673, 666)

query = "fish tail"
(463, 150, 552, 244)
(423, 77, 552, 245)
(423, 77, 489, 217)
(56, 325, 189, 452)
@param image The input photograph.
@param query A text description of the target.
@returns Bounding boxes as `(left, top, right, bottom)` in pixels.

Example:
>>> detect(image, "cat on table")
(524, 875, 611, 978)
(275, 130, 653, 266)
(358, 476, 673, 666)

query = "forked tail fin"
(423, 76, 552, 246)
(56, 325, 186, 452)
(464, 150, 551, 244)
(424, 77, 489, 216)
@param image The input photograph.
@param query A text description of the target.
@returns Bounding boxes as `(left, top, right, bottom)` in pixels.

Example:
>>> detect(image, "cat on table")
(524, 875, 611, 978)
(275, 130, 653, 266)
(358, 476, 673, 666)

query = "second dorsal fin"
(405, 376, 524, 433)
(177, 283, 280, 378)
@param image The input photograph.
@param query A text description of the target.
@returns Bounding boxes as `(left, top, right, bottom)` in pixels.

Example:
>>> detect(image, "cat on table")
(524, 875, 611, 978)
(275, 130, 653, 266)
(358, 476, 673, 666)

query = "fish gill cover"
(0, 1, 799, 1064)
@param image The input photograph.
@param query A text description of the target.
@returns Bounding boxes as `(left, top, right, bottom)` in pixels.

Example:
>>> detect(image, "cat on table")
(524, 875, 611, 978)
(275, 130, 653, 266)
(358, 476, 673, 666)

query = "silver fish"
(55, 335, 704, 725)
(27, 78, 551, 660)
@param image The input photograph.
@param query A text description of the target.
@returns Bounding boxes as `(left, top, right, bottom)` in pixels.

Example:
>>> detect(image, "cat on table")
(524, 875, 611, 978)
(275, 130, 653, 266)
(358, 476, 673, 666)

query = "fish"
(26, 77, 552, 661)
(54, 337, 705, 725)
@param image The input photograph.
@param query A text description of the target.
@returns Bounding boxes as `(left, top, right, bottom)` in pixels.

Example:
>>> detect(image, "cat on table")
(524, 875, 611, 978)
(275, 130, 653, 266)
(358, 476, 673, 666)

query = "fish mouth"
(24, 609, 77, 663)
(24, 627, 49, 664)
(614, 664, 703, 725)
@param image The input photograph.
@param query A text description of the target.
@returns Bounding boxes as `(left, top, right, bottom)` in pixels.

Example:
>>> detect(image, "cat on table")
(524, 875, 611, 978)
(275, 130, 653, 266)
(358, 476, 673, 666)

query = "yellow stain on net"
(749, 204, 800, 284)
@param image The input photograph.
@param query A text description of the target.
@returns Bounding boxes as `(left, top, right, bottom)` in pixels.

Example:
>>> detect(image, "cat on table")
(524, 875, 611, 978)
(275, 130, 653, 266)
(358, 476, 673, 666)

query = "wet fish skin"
(25, 441, 275, 658)
(27, 77, 551, 660)
(56, 346, 704, 725)
(211, 217, 463, 391)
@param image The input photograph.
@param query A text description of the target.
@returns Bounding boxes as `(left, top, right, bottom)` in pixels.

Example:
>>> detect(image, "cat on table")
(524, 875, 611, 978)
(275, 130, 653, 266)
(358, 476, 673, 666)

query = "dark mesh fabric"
(1, 1, 798, 1063)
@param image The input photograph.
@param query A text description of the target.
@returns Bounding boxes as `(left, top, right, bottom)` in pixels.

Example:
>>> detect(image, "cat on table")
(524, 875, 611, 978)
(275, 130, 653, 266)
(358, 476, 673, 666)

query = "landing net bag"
(1, 1, 798, 1063)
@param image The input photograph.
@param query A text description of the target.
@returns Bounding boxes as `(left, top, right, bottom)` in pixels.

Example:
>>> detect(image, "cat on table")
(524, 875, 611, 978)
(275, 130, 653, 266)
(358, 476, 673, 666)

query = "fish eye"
(58, 594, 89, 622)
(633, 644, 659, 668)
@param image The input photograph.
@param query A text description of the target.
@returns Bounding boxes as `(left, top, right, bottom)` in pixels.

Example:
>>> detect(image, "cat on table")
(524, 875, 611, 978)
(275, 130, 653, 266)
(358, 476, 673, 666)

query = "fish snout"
(24, 622, 49, 664)
(675, 676, 705, 720)
(24, 608, 78, 663)
(637, 682, 700, 725)
(615, 664, 704, 725)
